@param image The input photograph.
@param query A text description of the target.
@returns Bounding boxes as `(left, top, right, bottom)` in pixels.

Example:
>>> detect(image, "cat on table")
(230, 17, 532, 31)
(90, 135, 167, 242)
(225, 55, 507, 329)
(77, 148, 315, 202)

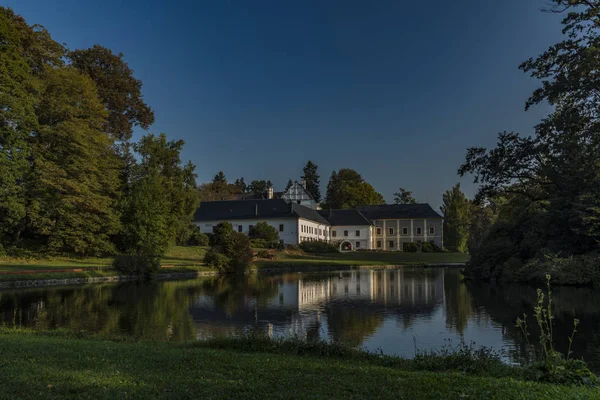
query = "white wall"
(330, 225, 374, 250)
(195, 218, 299, 244)
(298, 218, 330, 243)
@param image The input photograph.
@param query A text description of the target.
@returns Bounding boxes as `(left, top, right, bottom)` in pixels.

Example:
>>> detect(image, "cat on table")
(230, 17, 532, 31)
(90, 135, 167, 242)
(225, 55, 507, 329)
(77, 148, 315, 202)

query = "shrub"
(187, 225, 209, 246)
(515, 275, 598, 386)
(299, 241, 338, 253)
(403, 242, 419, 253)
(421, 242, 434, 253)
(285, 244, 299, 251)
(250, 239, 283, 249)
(113, 254, 160, 277)
(248, 221, 280, 242)
(206, 222, 253, 274)
(204, 248, 231, 271)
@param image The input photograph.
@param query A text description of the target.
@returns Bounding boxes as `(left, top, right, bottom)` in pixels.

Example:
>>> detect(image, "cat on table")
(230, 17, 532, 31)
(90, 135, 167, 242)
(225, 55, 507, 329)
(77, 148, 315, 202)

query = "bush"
(206, 222, 253, 274)
(403, 242, 419, 253)
(204, 248, 231, 271)
(299, 241, 338, 253)
(250, 239, 283, 249)
(248, 221, 280, 242)
(113, 254, 160, 277)
(421, 242, 434, 253)
(187, 226, 209, 246)
(285, 244, 299, 251)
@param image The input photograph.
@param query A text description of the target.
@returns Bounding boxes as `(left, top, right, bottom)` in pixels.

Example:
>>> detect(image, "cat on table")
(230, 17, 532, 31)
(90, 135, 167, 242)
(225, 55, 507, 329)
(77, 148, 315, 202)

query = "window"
(355, 230, 360, 237)
(319, 229, 322, 235)
(377, 240, 382, 248)
(429, 226, 435, 235)
(238, 225, 243, 233)
(376, 227, 382, 235)
(389, 227, 394, 235)
(416, 227, 422, 235)
(389, 240, 394, 248)
(332, 230, 337, 237)
(356, 241, 361, 248)
(403, 227, 408, 235)
(344, 230, 348, 237)
(279, 224, 284, 232)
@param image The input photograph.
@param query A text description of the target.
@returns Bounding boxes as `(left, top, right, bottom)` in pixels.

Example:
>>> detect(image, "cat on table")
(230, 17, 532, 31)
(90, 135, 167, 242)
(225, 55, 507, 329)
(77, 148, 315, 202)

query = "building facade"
(193, 200, 443, 250)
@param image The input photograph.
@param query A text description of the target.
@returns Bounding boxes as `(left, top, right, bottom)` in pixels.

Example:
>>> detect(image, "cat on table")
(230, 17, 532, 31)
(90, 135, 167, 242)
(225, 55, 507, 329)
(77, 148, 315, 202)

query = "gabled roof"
(281, 181, 314, 202)
(318, 209, 373, 226)
(356, 204, 442, 220)
(194, 199, 329, 225)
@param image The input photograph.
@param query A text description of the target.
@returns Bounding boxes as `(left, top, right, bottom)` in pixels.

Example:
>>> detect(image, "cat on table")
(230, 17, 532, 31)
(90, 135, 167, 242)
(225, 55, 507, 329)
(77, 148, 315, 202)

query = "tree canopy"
(324, 169, 385, 209)
(459, 0, 600, 281)
(393, 188, 416, 204)
(302, 161, 321, 202)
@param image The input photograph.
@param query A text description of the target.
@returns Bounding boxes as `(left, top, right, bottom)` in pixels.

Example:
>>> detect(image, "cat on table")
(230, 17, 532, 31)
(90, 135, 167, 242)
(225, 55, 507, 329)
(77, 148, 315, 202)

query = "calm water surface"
(1, 268, 599, 370)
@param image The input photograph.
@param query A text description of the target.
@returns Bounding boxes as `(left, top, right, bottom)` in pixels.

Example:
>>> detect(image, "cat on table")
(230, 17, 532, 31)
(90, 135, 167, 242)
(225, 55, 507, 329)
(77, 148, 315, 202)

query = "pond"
(1, 267, 598, 370)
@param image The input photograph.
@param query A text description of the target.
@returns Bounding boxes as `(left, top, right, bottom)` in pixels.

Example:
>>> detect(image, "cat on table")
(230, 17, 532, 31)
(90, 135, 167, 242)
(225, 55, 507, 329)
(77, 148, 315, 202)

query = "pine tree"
(302, 161, 321, 202)
(284, 179, 293, 192)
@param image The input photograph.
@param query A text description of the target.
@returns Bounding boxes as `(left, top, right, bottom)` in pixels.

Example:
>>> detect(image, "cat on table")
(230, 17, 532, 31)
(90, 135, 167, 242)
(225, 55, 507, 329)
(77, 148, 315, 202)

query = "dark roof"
(356, 204, 442, 220)
(318, 209, 373, 226)
(194, 199, 329, 225)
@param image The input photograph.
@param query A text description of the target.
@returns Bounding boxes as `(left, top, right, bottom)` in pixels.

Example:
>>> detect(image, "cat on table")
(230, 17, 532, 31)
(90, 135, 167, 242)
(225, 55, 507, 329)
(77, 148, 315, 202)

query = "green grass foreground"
(0, 330, 595, 400)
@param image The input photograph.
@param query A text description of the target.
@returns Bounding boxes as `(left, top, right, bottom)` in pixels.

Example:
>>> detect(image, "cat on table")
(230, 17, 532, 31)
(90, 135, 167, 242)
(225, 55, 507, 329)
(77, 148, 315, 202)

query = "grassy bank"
(0, 330, 595, 399)
(0, 246, 209, 281)
(0, 246, 468, 281)
(255, 251, 469, 269)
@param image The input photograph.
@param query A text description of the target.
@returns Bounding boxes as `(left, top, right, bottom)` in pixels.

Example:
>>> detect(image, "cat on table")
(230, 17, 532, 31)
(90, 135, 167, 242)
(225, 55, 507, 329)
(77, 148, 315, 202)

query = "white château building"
(193, 181, 443, 250)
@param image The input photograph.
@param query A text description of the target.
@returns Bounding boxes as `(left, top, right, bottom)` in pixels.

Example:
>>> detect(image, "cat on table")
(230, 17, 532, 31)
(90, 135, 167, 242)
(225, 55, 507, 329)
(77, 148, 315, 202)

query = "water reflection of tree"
(466, 282, 600, 371)
(0, 280, 207, 341)
(443, 270, 473, 335)
(326, 307, 384, 347)
(200, 274, 280, 316)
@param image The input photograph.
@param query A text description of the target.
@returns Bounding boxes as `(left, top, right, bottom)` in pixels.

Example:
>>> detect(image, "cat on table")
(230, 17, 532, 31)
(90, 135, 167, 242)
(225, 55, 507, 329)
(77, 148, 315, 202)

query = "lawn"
(0, 246, 209, 281)
(0, 330, 594, 400)
(255, 250, 469, 269)
(0, 246, 468, 281)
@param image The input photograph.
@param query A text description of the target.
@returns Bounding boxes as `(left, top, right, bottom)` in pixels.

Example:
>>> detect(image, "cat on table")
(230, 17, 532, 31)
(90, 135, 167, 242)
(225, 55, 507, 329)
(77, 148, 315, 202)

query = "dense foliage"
(441, 184, 470, 253)
(460, 1, 600, 283)
(0, 8, 197, 267)
(248, 221, 280, 242)
(393, 187, 416, 204)
(324, 169, 384, 209)
(302, 160, 322, 202)
(205, 222, 253, 273)
(299, 241, 338, 253)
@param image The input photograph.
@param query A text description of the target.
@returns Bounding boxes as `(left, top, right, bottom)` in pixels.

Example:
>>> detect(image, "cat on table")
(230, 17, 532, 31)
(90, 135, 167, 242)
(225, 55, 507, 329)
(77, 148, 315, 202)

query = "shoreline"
(0, 262, 466, 289)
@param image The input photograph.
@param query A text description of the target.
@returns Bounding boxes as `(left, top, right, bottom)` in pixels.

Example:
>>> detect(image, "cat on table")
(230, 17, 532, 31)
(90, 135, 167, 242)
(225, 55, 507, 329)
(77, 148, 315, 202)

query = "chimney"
(267, 186, 274, 199)
(254, 204, 258, 216)
(301, 179, 307, 189)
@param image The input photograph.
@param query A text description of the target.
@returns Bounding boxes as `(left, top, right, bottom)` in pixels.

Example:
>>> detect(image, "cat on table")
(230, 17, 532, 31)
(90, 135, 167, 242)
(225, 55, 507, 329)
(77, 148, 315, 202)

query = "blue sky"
(6, 0, 563, 208)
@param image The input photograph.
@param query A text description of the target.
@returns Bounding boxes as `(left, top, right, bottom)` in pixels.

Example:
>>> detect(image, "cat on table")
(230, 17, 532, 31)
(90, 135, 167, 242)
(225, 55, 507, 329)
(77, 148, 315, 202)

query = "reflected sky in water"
(0, 268, 598, 370)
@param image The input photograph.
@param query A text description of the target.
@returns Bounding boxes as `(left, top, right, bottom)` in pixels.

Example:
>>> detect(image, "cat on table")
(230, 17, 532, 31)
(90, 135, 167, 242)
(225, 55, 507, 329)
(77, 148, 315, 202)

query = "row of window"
(331, 230, 361, 238)
(376, 226, 435, 236)
(300, 224, 328, 236)
(212, 224, 285, 233)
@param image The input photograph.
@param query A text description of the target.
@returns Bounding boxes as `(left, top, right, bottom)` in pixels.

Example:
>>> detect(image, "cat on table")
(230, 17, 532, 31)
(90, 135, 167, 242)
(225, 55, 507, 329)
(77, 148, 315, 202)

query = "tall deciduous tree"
(69, 45, 154, 143)
(302, 160, 321, 202)
(440, 184, 470, 253)
(234, 177, 247, 193)
(120, 134, 198, 257)
(325, 169, 384, 209)
(31, 67, 122, 255)
(393, 188, 416, 204)
(460, 0, 600, 275)
(248, 180, 268, 195)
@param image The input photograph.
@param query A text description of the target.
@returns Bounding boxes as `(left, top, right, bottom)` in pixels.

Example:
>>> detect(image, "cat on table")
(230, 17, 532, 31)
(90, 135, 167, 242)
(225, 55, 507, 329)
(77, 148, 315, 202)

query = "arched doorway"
(339, 240, 353, 252)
